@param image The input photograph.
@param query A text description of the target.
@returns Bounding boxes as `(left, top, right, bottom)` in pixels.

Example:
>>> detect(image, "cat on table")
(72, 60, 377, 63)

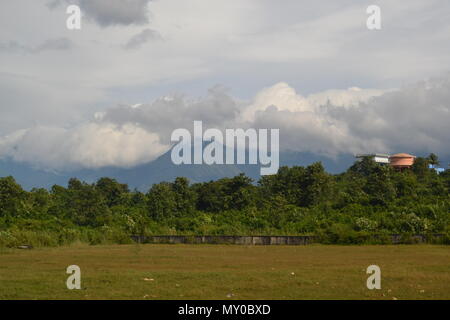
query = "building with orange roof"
(389, 153, 416, 169)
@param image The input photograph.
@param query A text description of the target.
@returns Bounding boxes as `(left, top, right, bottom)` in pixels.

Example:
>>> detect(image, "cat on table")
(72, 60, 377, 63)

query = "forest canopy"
(0, 155, 449, 247)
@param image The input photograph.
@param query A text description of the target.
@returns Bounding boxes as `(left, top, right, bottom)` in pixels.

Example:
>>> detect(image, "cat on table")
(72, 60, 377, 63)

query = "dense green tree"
(427, 153, 440, 166)
(301, 162, 333, 207)
(68, 177, 83, 190)
(194, 180, 226, 212)
(129, 189, 147, 207)
(226, 174, 255, 210)
(412, 157, 432, 182)
(146, 182, 177, 220)
(364, 165, 396, 206)
(27, 188, 51, 218)
(96, 177, 129, 207)
(194, 174, 255, 212)
(349, 156, 380, 177)
(259, 166, 306, 206)
(172, 177, 197, 216)
(1, 154, 449, 247)
(0, 176, 26, 217)
(49, 181, 111, 227)
(393, 171, 418, 198)
(69, 183, 111, 227)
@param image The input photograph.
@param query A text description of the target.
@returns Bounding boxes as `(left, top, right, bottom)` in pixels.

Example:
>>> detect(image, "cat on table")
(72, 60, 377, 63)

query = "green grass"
(0, 244, 449, 299)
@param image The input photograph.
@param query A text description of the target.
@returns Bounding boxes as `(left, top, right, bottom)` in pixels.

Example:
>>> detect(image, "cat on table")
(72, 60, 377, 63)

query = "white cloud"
(125, 28, 162, 49)
(0, 38, 72, 54)
(0, 123, 169, 170)
(0, 1, 449, 171)
(240, 82, 388, 123)
(306, 87, 387, 109)
(2, 75, 448, 171)
(248, 75, 450, 157)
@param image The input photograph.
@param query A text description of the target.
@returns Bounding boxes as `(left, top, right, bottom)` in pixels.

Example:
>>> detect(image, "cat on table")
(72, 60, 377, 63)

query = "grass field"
(0, 244, 449, 300)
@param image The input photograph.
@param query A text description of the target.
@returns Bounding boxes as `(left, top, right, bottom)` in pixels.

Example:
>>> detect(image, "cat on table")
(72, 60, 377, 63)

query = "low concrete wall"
(131, 234, 444, 245)
(388, 234, 444, 244)
(131, 235, 314, 245)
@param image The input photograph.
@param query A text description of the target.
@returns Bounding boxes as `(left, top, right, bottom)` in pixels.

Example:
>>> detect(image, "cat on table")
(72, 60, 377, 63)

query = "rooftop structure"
(389, 153, 416, 169)
(355, 153, 390, 164)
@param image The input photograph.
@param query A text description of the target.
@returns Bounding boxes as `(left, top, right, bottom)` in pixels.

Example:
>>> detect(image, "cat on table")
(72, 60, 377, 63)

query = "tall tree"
(96, 177, 129, 207)
(427, 153, 440, 166)
(0, 176, 26, 217)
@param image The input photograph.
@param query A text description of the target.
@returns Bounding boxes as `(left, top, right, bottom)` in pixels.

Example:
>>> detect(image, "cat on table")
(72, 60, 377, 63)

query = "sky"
(0, 0, 449, 171)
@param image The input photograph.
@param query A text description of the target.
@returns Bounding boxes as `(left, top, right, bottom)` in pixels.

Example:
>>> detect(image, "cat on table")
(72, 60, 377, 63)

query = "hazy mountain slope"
(3, 150, 442, 191)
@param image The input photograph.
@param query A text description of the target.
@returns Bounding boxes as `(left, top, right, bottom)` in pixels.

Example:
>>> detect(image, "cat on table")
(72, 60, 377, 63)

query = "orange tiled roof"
(390, 153, 415, 158)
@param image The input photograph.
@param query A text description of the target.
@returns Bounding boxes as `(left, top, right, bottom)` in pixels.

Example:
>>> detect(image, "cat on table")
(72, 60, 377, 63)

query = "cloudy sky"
(0, 0, 449, 170)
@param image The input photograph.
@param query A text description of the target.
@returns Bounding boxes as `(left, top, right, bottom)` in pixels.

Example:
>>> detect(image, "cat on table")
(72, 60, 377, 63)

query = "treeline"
(0, 155, 449, 247)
